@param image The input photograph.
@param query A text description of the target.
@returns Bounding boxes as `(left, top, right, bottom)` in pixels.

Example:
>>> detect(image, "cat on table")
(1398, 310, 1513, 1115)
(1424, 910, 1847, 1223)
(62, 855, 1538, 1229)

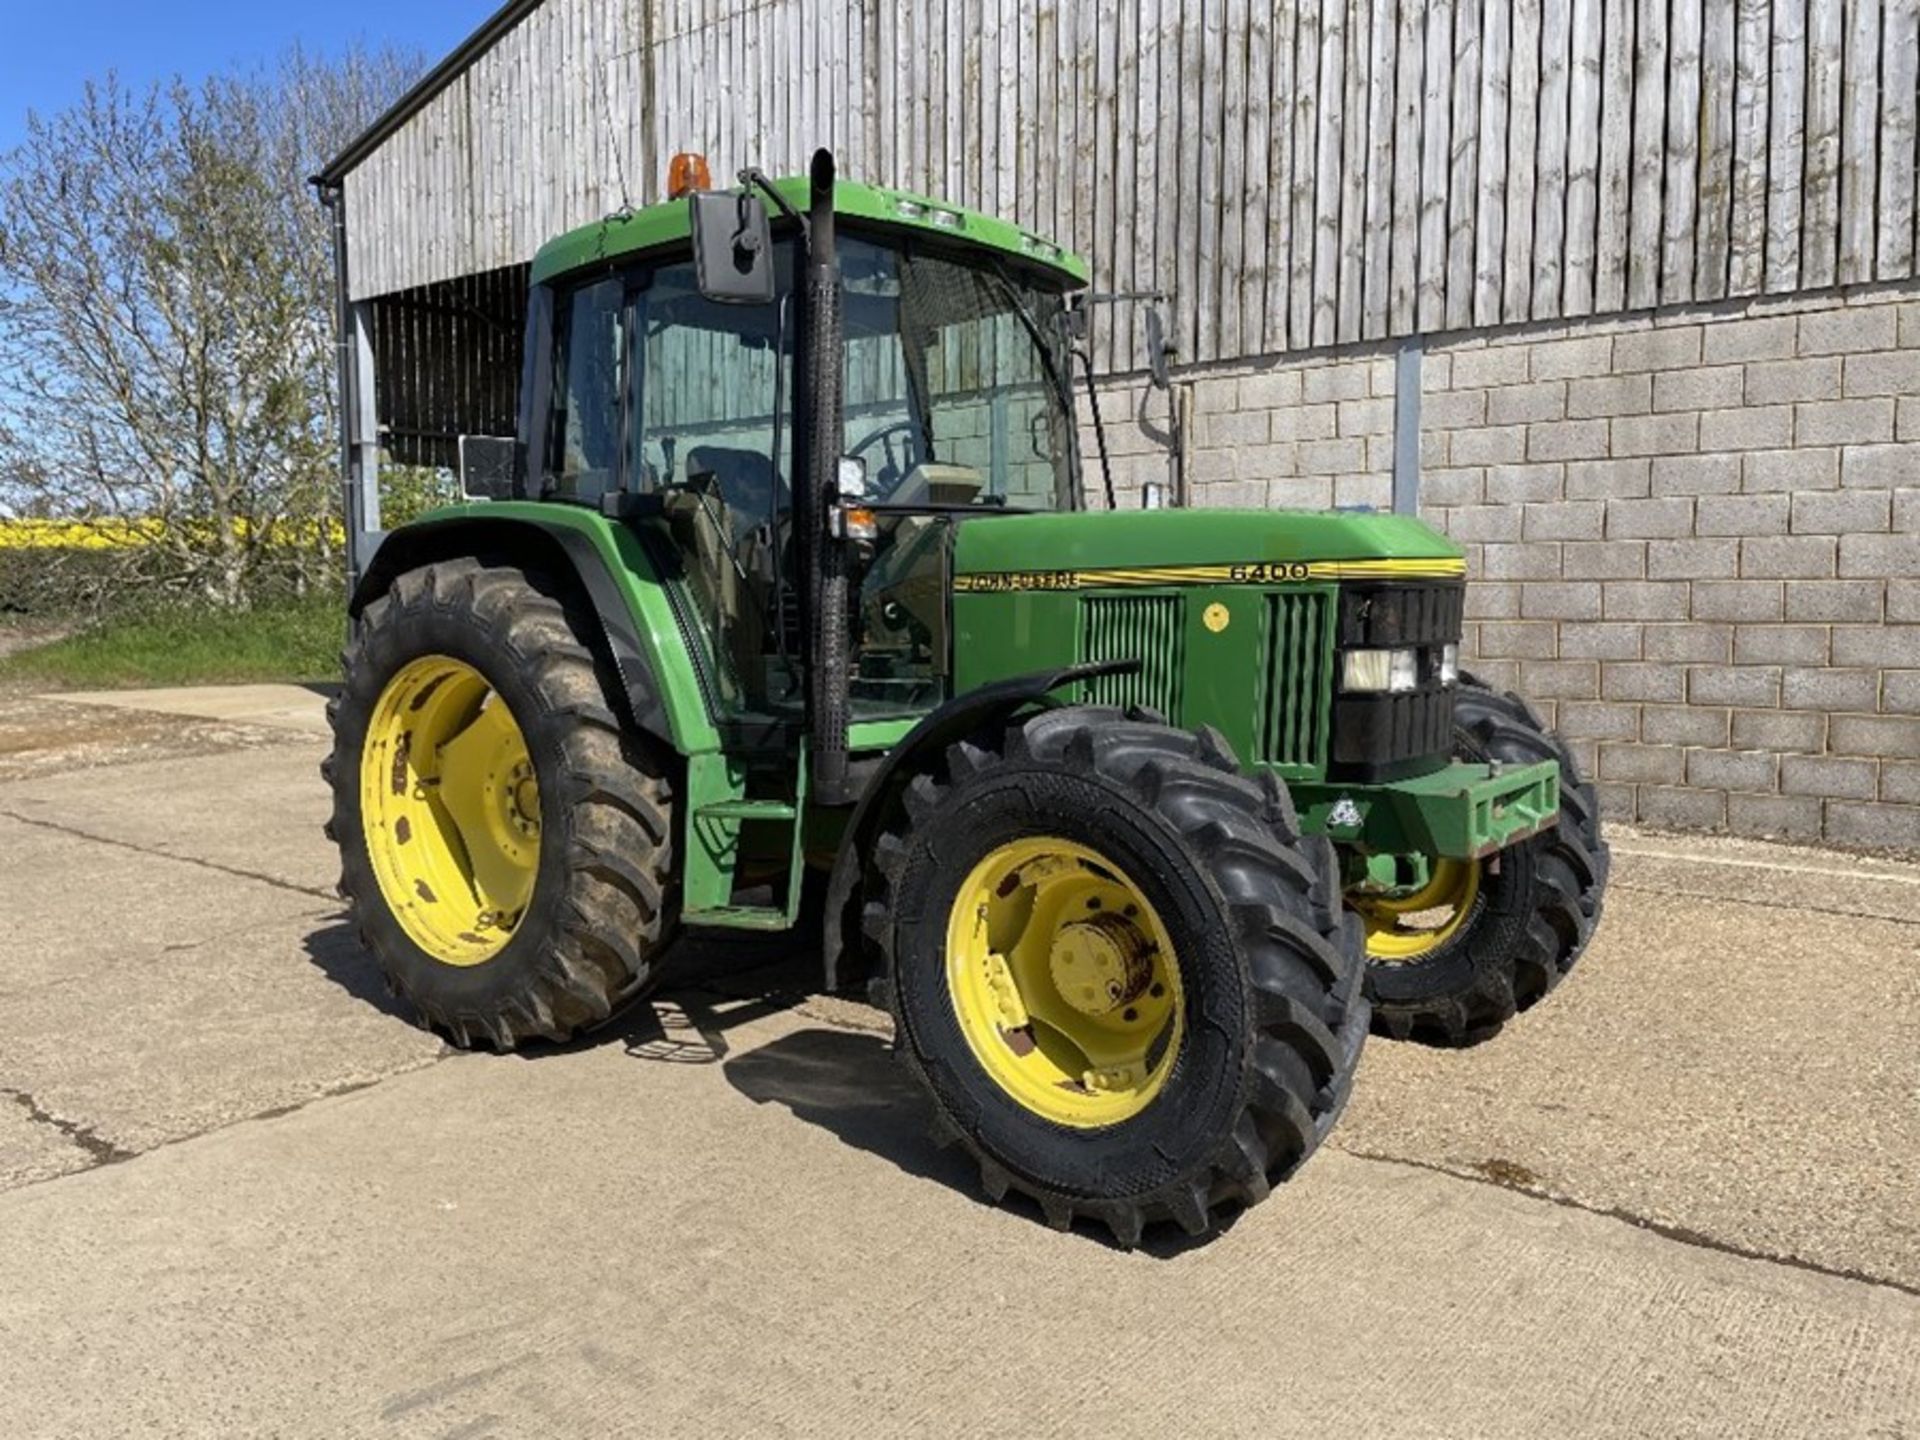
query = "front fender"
(821, 659, 1139, 993)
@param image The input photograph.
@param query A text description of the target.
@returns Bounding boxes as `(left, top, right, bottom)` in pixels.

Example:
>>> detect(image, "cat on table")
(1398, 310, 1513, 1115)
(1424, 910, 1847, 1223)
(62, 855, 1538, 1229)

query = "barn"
(318, 0, 1920, 848)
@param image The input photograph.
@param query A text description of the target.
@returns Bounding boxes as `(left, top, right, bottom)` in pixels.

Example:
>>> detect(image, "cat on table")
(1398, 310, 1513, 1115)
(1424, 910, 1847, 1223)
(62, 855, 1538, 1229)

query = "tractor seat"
(686, 446, 786, 540)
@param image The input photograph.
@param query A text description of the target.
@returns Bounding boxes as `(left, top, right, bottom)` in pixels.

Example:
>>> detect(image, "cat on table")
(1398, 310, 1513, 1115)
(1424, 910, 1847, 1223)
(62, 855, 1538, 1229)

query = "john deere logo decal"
(952, 557, 1466, 593)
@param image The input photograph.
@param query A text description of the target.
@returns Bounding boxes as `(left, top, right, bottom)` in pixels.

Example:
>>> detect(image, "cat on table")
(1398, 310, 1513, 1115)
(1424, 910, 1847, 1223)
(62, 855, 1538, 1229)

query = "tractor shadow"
(299, 914, 819, 1041)
(302, 916, 1226, 1256)
(719, 1024, 1239, 1256)
(301, 916, 415, 1022)
(578, 933, 978, 1193)
(720, 1026, 980, 1192)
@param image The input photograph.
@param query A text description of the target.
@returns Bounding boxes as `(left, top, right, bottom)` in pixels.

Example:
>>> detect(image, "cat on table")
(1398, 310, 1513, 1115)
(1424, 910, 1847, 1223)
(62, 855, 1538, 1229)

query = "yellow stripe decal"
(952, 556, 1467, 593)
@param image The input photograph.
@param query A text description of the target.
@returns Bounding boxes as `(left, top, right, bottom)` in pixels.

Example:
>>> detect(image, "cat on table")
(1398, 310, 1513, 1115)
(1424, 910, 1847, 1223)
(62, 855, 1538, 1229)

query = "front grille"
(1337, 581, 1466, 648)
(1260, 590, 1334, 769)
(1331, 689, 1457, 779)
(1080, 594, 1184, 718)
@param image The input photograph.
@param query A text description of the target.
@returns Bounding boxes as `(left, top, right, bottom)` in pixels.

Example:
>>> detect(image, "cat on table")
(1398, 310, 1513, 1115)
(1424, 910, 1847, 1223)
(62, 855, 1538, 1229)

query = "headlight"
(1440, 643, 1459, 686)
(1341, 647, 1420, 693)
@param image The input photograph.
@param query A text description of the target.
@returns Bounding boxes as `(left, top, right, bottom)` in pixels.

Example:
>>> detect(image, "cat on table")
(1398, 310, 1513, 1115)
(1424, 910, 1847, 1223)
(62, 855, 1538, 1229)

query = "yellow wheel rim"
(359, 655, 540, 966)
(1351, 858, 1482, 962)
(944, 837, 1184, 1129)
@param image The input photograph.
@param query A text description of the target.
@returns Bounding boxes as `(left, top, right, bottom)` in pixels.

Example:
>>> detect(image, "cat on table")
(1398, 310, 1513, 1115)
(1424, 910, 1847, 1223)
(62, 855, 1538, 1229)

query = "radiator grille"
(1080, 594, 1184, 718)
(1262, 590, 1334, 769)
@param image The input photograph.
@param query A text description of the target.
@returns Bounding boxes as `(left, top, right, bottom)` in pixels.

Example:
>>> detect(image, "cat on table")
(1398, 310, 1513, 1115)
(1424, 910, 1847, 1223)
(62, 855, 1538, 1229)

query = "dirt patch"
(0, 694, 306, 782)
(1476, 1157, 1544, 1190)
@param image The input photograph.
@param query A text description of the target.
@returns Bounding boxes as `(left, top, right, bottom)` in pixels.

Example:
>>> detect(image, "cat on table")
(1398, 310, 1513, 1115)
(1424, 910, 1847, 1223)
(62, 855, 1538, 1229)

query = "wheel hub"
(359, 655, 540, 967)
(1350, 855, 1483, 962)
(944, 837, 1185, 1129)
(1048, 912, 1154, 1017)
(503, 761, 540, 839)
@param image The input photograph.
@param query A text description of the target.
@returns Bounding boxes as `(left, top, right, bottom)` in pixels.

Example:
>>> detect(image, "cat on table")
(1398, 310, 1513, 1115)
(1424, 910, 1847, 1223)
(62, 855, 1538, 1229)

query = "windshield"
(840, 237, 1078, 512)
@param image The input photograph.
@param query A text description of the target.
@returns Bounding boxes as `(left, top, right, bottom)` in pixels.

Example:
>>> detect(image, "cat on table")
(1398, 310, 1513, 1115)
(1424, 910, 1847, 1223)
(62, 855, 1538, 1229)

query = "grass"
(0, 593, 344, 690)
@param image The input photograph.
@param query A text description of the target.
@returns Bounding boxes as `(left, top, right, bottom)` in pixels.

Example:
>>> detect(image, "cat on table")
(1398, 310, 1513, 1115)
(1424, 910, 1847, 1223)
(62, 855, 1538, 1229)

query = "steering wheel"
(844, 419, 921, 498)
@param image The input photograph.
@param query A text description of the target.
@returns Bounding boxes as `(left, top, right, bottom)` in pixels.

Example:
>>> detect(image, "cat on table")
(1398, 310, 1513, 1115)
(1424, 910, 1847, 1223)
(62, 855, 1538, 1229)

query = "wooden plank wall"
(345, 0, 1920, 371)
(371, 264, 529, 469)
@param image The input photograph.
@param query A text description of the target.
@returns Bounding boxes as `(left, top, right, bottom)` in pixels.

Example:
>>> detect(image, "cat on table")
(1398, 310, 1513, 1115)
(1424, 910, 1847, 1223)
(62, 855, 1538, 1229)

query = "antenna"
(595, 67, 634, 219)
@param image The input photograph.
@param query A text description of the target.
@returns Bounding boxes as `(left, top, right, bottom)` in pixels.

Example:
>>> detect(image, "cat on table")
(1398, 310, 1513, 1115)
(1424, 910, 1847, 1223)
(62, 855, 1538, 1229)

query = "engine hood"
(950, 508, 1464, 590)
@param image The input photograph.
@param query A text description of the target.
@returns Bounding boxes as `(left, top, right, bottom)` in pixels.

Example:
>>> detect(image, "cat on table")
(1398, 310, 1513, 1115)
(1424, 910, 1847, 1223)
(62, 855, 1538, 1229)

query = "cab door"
(628, 255, 802, 725)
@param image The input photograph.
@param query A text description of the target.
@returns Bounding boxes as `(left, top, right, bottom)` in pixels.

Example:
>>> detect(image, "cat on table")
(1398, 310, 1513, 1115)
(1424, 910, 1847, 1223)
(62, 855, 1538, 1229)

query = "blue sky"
(0, 0, 484, 152)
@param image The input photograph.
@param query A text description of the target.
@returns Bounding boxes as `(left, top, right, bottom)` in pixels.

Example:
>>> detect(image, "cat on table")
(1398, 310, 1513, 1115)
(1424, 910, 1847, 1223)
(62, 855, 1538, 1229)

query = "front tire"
(870, 707, 1368, 1245)
(1359, 676, 1609, 1044)
(325, 559, 677, 1049)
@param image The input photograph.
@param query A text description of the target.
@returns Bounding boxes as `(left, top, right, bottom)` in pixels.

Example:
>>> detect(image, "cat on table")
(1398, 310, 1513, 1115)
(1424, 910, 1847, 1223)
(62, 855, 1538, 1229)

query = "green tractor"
(325, 150, 1607, 1243)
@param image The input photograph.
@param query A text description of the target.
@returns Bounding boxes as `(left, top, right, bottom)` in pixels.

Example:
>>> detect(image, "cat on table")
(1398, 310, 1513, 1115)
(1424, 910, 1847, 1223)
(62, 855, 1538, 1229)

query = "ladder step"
(695, 799, 797, 822)
(683, 904, 794, 931)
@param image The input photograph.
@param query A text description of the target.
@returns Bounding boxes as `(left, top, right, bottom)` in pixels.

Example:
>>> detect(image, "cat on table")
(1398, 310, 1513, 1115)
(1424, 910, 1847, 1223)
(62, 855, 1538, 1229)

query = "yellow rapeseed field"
(0, 518, 345, 550)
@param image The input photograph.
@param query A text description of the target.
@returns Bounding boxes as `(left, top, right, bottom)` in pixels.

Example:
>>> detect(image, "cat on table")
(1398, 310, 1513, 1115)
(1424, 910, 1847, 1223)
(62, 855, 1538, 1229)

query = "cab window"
(841, 239, 1076, 513)
(635, 260, 790, 533)
(541, 276, 625, 501)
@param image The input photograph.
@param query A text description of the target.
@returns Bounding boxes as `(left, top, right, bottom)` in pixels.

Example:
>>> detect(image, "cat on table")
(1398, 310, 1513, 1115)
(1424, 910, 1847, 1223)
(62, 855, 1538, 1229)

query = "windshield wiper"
(986, 263, 1105, 507)
(987, 264, 1077, 421)
(890, 267, 940, 465)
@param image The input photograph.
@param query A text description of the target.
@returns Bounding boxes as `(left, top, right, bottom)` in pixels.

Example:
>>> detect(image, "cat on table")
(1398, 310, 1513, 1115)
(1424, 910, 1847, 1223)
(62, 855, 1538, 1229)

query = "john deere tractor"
(326, 150, 1607, 1243)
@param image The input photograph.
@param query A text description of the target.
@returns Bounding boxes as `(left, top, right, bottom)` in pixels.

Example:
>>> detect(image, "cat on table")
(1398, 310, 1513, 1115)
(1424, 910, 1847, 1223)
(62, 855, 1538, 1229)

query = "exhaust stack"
(802, 148, 852, 804)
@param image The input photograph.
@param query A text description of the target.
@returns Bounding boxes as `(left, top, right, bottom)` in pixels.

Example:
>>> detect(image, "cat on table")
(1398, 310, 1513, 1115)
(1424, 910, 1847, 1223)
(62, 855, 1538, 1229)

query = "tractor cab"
(503, 162, 1087, 750)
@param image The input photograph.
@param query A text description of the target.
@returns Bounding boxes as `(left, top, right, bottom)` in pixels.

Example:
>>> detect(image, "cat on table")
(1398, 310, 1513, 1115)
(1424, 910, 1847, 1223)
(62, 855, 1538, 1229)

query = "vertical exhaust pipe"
(802, 148, 852, 803)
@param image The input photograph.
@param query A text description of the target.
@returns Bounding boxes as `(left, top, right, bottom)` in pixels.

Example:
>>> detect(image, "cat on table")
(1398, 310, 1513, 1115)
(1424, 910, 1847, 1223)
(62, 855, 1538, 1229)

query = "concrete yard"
(0, 684, 1915, 1437)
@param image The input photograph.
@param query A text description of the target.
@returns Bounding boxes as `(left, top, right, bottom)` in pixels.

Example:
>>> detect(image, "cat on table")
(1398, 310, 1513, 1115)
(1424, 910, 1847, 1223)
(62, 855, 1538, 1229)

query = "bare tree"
(0, 47, 416, 610)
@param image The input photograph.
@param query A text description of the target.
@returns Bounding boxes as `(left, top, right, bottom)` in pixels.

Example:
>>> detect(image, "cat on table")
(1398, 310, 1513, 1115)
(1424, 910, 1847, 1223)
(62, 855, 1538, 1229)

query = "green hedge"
(0, 546, 128, 619)
(0, 545, 348, 620)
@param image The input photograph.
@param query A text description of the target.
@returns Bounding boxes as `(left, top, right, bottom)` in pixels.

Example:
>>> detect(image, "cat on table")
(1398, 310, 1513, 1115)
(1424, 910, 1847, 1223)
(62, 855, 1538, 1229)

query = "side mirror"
(834, 454, 870, 500)
(689, 190, 775, 304)
(457, 435, 517, 501)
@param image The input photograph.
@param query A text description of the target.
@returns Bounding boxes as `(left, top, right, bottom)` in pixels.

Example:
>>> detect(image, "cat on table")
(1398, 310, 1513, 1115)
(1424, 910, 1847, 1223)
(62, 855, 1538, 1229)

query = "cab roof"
(530, 175, 1091, 290)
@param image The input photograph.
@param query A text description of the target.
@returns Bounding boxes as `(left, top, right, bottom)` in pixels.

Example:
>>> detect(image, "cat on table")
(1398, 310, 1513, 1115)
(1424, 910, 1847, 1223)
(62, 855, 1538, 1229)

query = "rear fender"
(351, 508, 707, 755)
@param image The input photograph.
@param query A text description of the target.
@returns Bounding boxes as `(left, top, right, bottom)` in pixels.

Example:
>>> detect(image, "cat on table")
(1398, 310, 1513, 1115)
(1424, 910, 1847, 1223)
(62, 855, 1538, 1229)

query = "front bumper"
(1289, 758, 1560, 860)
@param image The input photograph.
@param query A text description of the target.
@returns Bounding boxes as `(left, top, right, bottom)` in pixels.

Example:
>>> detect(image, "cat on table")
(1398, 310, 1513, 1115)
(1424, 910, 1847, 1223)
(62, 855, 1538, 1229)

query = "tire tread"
(1365, 673, 1610, 1045)
(326, 562, 677, 1049)
(875, 705, 1369, 1246)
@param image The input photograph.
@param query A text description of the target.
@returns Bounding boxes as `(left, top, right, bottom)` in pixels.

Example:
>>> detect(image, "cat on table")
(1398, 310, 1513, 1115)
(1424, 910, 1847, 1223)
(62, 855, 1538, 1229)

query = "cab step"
(693, 798, 798, 822)
(681, 751, 808, 932)
(682, 903, 794, 931)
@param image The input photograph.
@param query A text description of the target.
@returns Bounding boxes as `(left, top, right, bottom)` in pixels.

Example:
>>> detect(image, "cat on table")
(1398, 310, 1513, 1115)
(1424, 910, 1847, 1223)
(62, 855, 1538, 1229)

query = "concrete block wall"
(1091, 353, 1401, 512)
(1091, 285, 1920, 851)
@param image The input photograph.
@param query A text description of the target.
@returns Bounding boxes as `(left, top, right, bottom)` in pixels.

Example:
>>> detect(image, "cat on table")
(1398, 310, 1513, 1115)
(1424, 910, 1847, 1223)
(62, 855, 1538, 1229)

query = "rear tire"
(871, 706, 1368, 1245)
(1362, 676, 1609, 1045)
(325, 559, 677, 1049)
